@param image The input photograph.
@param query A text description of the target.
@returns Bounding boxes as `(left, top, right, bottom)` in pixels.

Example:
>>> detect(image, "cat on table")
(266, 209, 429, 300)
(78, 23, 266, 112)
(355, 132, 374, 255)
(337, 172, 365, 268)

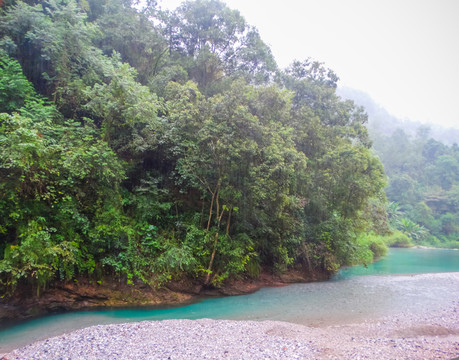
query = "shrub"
(385, 231, 413, 248)
(369, 240, 387, 258)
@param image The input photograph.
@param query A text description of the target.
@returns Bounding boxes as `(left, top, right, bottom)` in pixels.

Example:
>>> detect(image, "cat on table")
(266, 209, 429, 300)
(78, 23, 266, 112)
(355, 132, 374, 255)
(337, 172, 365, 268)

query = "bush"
(385, 231, 413, 248)
(369, 240, 387, 258)
(351, 233, 388, 265)
(425, 235, 459, 249)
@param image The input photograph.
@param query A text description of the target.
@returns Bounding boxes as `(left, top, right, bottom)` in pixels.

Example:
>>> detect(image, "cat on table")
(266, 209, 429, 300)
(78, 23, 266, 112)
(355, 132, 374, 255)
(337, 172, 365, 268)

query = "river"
(1, 247, 458, 354)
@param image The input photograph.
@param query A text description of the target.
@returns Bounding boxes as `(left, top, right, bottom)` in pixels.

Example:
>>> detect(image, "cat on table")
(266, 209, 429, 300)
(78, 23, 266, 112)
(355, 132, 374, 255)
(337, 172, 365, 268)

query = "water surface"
(1, 248, 458, 353)
(337, 247, 459, 278)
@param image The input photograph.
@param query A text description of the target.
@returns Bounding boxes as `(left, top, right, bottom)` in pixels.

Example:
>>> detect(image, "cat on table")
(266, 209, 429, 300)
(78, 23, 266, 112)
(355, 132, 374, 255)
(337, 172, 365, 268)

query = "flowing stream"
(1, 248, 458, 353)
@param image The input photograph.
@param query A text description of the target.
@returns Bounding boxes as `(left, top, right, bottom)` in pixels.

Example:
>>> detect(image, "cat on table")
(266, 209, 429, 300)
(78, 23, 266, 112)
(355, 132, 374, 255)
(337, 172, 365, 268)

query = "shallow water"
(1, 248, 458, 353)
(336, 247, 459, 278)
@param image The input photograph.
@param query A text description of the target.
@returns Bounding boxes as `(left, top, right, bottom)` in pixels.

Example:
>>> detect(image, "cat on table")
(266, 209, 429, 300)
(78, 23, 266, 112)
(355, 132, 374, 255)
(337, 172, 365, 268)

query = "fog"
(156, 0, 459, 129)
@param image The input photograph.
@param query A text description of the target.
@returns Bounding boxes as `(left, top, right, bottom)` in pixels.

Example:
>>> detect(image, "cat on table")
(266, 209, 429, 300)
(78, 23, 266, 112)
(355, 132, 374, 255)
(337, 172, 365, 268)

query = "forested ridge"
(0, 0, 389, 297)
(374, 130, 459, 247)
(338, 88, 459, 249)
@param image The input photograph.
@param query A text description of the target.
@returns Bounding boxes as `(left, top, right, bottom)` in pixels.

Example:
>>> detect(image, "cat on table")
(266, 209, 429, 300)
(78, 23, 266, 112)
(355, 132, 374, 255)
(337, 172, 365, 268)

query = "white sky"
(157, 0, 459, 129)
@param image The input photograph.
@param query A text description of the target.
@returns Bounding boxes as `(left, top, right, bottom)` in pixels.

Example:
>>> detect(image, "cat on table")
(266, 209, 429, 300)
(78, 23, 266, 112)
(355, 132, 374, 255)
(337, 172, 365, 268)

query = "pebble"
(2, 310, 458, 360)
(3, 274, 459, 359)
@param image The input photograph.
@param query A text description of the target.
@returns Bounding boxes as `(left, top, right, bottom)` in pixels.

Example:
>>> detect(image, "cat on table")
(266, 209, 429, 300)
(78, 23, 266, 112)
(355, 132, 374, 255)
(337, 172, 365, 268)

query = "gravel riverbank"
(3, 306, 458, 360)
(3, 272, 459, 359)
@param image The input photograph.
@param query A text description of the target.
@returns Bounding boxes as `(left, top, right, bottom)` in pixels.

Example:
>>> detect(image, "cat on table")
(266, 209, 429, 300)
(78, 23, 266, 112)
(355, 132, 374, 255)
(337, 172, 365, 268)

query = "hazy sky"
(157, 0, 459, 129)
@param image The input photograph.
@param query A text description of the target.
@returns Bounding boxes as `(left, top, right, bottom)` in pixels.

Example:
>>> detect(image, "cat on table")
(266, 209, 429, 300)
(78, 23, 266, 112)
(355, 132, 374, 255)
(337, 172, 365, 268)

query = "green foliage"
(372, 126, 459, 247)
(94, 0, 168, 85)
(168, 0, 277, 90)
(424, 236, 459, 249)
(368, 239, 388, 258)
(0, 54, 35, 112)
(0, 0, 389, 296)
(383, 231, 413, 248)
(348, 233, 389, 266)
(0, 219, 78, 296)
(83, 57, 161, 156)
(397, 218, 428, 243)
(0, 53, 128, 294)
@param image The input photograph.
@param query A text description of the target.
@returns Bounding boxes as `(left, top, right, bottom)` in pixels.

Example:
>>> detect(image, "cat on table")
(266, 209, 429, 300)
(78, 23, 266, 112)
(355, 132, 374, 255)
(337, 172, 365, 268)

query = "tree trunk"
(302, 243, 313, 274)
(206, 188, 217, 232)
(206, 180, 221, 232)
(226, 207, 232, 235)
(204, 232, 219, 285)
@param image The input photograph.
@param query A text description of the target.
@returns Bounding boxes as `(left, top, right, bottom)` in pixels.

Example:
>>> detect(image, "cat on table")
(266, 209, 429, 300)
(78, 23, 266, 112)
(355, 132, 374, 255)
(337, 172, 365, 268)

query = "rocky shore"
(3, 300, 458, 360)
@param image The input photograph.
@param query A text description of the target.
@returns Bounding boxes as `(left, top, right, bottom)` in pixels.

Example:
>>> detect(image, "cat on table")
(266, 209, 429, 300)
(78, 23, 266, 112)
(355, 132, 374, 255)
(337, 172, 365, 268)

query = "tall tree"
(167, 0, 277, 91)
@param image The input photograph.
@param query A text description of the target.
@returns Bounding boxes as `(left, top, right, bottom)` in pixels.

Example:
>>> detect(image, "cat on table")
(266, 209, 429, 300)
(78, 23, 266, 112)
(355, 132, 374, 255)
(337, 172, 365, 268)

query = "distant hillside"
(337, 87, 459, 145)
(338, 87, 459, 247)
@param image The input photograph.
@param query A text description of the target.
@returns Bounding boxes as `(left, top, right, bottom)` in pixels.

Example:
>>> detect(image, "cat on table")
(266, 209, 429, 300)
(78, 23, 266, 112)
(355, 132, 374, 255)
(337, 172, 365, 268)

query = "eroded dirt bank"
(0, 269, 327, 323)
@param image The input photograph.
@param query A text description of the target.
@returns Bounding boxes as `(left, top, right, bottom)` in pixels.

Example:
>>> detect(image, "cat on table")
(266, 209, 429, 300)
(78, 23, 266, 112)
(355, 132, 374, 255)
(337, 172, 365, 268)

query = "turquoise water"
(1, 248, 458, 353)
(336, 247, 459, 278)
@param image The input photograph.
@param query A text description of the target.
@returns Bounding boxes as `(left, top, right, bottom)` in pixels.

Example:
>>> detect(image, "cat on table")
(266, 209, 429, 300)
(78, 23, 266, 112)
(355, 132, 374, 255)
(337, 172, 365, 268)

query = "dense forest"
(0, 0, 414, 297)
(339, 88, 459, 249)
(374, 130, 459, 247)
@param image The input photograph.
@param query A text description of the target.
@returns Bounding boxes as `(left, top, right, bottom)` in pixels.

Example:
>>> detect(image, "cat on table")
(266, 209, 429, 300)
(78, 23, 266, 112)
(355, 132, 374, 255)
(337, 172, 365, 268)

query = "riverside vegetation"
(338, 87, 459, 250)
(0, 0, 457, 303)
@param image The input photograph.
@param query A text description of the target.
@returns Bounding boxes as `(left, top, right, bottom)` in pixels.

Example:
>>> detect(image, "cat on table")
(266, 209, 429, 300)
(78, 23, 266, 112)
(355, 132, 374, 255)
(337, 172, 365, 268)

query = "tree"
(83, 56, 161, 159)
(0, 53, 36, 112)
(0, 0, 399, 296)
(0, 54, 127, 294)
(167, 0, 277, 91)
(278, 59, 386, 271)
(94, 0, 168, 84)
(0, 0, 108, 118)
